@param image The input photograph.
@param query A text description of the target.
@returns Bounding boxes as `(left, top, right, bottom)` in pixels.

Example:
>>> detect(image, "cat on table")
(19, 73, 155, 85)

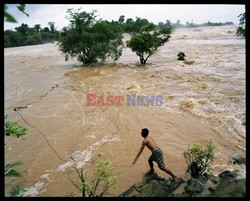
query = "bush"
(4, 115, 28, 139)
(10, 185, 27, 197)
(67, 161, 119, 197)
(88, 161, 119, 197)
(4, 115, 28, 197)
(183, 141, 216, 178)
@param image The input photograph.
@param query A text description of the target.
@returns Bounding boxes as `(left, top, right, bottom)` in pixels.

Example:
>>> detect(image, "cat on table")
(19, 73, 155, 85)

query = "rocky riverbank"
(120, 156, 245, 197)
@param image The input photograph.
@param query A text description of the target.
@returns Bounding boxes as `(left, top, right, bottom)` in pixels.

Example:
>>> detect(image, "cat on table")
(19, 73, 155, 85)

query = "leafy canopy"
(123, 17, 149, 36)
(237, 12, 245, 37)
(58, 9, 123, 65)
(127, 22, 172, 64)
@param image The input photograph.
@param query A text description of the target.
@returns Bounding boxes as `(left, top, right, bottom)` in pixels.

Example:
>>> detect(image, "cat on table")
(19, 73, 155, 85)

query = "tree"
(15, 23, 30, 37)
(123, 17, 149, 36)
(157, 22, 165, 29)
(4, 30, 22, 47)
(66, 161, 119, 197)
(183, 141, 216, 178)
(34, 24, 41, 33)
(48, 22, 55, 32)
(131, 17, 149, 35)
(127, 22, 172, 64)
(123, 18, 134, 33)
(58, 9, 123, 65)
(118, 15, 125, 24)
(237, 12, 245, 37)
(5, 21, 59, 48)
(43, 27, 50, 32)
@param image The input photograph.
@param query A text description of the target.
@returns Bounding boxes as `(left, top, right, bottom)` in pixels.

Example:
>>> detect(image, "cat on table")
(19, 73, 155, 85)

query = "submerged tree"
(58, 9, 123, 65)
(127, 22, 172, 64)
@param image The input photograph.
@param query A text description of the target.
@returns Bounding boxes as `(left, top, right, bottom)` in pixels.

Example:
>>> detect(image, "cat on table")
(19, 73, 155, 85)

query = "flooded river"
(4, 25, 245, 196)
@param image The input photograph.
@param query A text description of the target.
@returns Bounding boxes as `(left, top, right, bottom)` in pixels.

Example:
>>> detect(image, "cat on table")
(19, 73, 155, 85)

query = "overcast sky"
(4, 4, 245, 31)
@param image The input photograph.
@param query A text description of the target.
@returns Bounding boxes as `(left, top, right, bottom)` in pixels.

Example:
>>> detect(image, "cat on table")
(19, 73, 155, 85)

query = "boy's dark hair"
(141, 128, 149, 137)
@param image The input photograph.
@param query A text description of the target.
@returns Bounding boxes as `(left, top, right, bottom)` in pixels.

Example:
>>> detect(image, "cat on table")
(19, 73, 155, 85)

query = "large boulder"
(231, 156, 246, 165)
(206, 169, 245, 197)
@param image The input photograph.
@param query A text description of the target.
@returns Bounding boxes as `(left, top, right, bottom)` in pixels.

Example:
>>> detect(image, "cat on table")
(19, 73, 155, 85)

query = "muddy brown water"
(4, 25, 245, 196)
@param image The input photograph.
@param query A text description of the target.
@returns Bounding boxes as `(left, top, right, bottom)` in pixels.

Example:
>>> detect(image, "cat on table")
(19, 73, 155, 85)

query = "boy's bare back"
(143, 136, 159, 152)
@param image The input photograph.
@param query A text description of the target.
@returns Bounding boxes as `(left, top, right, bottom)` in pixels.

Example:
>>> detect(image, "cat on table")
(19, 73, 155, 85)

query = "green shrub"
(4, 115, 28, 139)
(183, 141, 216, 178)
(88, 161, 119, 197)
(10, 185, 27, 197)
(4, 114, 28, 196)
(67, 161, 119, 197)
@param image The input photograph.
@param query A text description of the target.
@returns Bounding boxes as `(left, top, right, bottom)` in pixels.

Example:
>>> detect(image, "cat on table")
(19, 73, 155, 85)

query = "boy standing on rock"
(132, 128, 178, 184)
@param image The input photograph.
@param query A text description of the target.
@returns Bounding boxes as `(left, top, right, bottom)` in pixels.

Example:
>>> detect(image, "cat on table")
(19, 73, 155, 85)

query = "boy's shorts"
(148, 148, 165, 169)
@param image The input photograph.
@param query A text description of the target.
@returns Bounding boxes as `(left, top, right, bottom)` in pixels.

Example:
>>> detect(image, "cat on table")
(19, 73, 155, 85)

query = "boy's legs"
(160, 167, 178, 183)
(154, 149, 178, 183)
(148, 159, 154, 174)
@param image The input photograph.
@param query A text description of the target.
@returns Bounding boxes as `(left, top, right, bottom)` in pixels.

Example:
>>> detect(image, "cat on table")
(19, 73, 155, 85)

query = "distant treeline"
(4, 17, 234, 48)
(4, 22, 59, 48)
(159, 20, 234, 29)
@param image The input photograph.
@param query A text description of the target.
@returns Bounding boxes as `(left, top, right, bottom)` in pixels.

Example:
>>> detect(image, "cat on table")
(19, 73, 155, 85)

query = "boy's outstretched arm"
(132, 141, 146, 165)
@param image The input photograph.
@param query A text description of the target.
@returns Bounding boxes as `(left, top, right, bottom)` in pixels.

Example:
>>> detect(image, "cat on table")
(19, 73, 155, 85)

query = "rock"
(231, 156, 246, 165)
(208, 187, 216, 192)
(142, 173, 161, 184)
(197, 173, 211, 184)
(140, 180, 166, 197)
(217, 169, 241, 190)
(206, 169, 245, 197)
(119, 184, 138, 197)
(171, 192, 190, 197)
(119, 173, 185, 197)
(206, 173, 219, 185)
(218, 170, 239, 179)
(206, 179, 245, 197)
(184, 178, 204, 196)
(120, 168, 245, 197)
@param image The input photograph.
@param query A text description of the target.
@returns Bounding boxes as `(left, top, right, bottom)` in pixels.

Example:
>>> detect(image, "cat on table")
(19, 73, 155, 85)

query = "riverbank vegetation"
(4, 22, 60, 48)
(4, 115, 29, 197)
(5, 8, 243, 50)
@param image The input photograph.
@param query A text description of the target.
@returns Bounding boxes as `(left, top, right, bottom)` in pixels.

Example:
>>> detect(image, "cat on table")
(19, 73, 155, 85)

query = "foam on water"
(4, 25, 245, 196)
(23, 182, 45, 197)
